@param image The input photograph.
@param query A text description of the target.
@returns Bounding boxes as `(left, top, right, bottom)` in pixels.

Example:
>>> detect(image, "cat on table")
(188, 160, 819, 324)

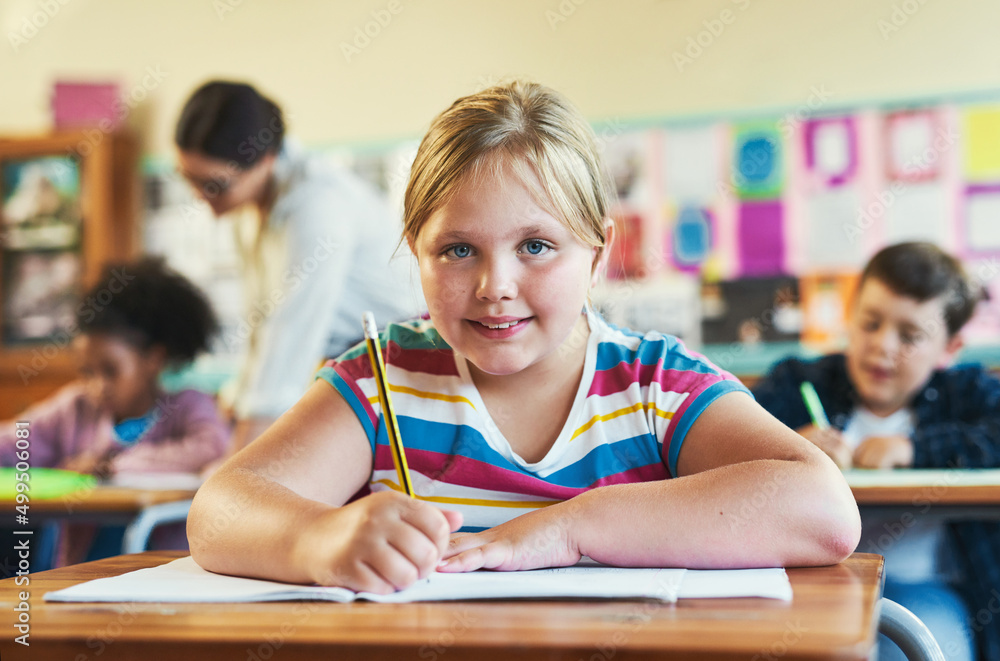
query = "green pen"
(799, 381, 830, 430)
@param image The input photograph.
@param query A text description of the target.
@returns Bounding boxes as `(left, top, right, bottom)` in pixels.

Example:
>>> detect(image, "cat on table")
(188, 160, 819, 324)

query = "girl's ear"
(144, 344, 168, 377)
(406, 234, 417, 259)
(254, 152, 278, 179)
(590, 219, 616, 288)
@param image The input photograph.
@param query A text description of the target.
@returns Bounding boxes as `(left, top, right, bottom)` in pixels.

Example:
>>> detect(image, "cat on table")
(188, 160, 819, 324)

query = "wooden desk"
(846, 468, 1000, 520)
(1, 486, 198, 568)
(0, 551, 884, 660)
(2, 486, 197, 525)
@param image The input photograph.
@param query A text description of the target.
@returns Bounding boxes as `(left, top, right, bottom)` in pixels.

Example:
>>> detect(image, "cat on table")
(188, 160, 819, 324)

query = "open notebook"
(44, 556, 792, 604)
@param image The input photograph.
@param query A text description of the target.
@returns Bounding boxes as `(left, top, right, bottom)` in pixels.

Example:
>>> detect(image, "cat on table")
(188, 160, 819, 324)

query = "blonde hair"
(403, 81, 614, 258)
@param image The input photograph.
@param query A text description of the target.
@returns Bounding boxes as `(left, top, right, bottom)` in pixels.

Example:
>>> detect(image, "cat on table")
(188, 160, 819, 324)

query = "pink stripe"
(336, 353, 374, 381)
(332, 345, 457, 377)
(590, 360, 732, 402)
(589, 463, 669, 488)
(374, 446, 587, 501)
(654, 368, 725, 397)
(387, 345, 460, 376)
(589, 361, 659, 397)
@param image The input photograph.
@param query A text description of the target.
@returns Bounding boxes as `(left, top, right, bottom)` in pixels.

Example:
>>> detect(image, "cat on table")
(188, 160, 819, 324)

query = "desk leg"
(121, 500, 194, 554)
(39, 521, 61, 570)
(878, 598, 945, 661)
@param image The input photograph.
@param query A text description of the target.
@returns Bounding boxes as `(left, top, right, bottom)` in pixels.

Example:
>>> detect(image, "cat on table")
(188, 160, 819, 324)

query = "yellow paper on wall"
(964, 106, 1000, 181)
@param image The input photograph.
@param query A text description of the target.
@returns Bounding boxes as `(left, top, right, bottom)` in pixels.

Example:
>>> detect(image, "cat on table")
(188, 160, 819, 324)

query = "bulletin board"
(321, 93, 1000, 347)
(585, 97, 1000, 346)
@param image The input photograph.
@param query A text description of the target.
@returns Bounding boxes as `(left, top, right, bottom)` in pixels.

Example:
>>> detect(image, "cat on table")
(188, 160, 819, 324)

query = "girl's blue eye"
(523, 241, 548, 255)
(446, 245, 472, 259)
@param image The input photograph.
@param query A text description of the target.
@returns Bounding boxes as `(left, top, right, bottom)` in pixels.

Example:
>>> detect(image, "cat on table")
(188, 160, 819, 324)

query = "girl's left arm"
(442, 392, 861, 572)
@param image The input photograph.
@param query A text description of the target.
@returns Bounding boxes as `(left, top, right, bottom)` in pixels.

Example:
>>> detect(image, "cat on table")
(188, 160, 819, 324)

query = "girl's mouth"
(469, 317, 530, 338)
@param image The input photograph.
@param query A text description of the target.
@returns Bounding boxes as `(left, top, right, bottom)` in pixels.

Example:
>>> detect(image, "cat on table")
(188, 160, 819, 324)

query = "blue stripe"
(544, 435, 663, 488)
(317, 367, 377, 453)
(392, 417, 490, 454)
(394, 420, 665, 489)
(387, 418, 537, 482)
(667, 381, 751, 477)
(595, 336, 719, 376)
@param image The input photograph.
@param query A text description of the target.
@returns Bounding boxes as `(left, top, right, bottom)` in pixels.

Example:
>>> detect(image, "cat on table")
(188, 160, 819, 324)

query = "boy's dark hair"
(77, 257, 218, 366)
(174, 80, 284, 168)
(860, 242, 982, 336)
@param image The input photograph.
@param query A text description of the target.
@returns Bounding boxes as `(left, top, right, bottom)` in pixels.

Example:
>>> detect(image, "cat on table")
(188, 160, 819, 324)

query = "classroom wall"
(2, 0, 1000, 153)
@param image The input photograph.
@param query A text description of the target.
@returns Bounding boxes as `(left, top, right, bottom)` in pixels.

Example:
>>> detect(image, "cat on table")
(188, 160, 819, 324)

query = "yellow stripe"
(569, 403, 674, 442)
(367, 384, 476, 409)
(374, 479, 560, 509)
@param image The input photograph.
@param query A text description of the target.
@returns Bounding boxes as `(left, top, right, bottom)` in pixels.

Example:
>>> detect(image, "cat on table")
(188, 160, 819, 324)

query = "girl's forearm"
(570, 457, 860, 568)
(187, 467, 334, 583)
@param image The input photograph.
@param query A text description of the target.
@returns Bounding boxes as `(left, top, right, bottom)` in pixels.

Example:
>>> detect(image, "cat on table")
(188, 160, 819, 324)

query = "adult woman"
(175, 80, 422, 449)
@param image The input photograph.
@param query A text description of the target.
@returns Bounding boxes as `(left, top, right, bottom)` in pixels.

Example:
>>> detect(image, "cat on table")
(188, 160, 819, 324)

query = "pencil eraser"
(362, 311, 378, 339)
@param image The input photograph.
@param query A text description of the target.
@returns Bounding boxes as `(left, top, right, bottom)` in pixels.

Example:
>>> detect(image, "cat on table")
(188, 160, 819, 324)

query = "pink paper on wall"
(885, 110, 941, 182)
(52, 81, 121, 129)
(803, 117, 857, 187)
(738, 200, 785, 276)
(963, 183, 1000, 256)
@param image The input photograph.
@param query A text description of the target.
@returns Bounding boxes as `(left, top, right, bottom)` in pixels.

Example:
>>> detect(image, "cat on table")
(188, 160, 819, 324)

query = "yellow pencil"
(363, 311, 414, 497)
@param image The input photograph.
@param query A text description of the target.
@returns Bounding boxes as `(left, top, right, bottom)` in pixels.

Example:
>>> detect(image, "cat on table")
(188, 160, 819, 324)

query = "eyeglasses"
(177, 168, 242, 197)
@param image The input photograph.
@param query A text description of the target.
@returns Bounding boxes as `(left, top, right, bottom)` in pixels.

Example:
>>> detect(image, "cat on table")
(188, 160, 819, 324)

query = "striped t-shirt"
(317, 311, 749, 532)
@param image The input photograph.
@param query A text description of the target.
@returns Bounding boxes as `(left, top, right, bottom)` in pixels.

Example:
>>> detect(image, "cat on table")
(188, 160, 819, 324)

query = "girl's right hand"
(60, 449, 116, 479)
(294, 490, 462, 594)
(795, 424, 852, 469)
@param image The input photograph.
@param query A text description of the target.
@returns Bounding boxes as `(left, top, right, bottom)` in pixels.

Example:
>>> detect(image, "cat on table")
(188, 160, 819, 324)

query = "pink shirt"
(0, 382, 230, 474)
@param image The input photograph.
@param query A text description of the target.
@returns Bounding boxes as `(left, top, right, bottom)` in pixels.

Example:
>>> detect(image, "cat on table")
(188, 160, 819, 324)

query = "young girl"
(188, 81, 860, 592)
(0, 257, 229, 478)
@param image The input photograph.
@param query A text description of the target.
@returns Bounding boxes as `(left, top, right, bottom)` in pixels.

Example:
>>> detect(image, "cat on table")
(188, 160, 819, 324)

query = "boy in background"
(753, 242, 1000, 661)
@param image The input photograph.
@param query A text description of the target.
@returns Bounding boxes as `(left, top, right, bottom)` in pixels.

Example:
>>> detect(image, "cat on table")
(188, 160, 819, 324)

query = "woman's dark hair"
(77, 257, 219, 366)
(174, 80, 284, 169)
(860, 242, 983, 336)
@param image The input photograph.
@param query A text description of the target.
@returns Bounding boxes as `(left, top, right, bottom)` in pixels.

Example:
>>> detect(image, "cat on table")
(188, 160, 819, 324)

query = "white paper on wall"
(885, 182, 951, 247)
(665, 125, 722, 202)
(888, 113, 937, 178)
(813, 122, 852, 180)
(805, 187, 865, 269)
(966, 190, 1000, 251)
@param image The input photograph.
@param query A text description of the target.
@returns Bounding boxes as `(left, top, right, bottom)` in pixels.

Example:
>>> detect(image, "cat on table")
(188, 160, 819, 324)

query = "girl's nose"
(476, 258, 518, 302)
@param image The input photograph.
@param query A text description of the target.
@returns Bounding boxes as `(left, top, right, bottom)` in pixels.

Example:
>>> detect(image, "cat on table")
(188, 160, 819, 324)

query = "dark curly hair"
(76, 257, 218, 366)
